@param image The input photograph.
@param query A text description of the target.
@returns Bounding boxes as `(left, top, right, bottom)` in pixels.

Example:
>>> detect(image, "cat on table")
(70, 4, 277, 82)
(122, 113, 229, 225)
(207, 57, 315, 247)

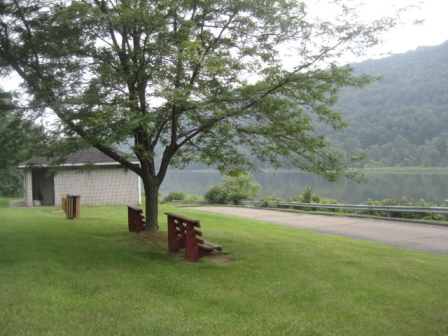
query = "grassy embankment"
(1, 200, 447, 335)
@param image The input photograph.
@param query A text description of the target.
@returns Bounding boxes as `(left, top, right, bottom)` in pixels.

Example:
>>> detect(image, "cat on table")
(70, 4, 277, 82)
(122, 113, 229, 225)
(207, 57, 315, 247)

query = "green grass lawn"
(0, 198, 17, 208)
(1, 202, 447, 335)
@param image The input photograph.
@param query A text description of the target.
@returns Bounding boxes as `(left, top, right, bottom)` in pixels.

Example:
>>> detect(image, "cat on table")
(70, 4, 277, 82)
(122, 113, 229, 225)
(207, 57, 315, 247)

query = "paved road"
(191, 206, 448, 256)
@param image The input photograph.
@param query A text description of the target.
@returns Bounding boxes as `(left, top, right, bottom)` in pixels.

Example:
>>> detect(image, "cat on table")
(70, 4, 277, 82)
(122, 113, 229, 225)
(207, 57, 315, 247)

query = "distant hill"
(130, 42, 448, 170)
(326, 41, 448, 167)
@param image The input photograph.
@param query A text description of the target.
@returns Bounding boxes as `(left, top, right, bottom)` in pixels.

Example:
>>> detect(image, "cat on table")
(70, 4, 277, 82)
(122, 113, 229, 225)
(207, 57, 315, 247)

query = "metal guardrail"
(240, 201, 448, 217)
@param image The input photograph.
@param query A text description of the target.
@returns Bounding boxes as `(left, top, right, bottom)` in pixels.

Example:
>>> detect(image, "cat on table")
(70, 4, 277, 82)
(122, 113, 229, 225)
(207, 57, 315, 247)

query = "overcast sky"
(3, 0, 447, 89)
(359, 0, 448, 59)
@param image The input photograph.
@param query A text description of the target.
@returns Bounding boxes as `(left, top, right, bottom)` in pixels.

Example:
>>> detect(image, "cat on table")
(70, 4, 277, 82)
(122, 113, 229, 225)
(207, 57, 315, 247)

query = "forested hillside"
(188, 41, 448, 170)
(329, 41, 448, 167)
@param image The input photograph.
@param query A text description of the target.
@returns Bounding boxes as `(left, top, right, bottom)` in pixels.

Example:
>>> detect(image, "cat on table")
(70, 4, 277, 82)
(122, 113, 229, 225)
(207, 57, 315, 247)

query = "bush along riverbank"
(260, 187, 448, 222)
(161, 185, 448, 222)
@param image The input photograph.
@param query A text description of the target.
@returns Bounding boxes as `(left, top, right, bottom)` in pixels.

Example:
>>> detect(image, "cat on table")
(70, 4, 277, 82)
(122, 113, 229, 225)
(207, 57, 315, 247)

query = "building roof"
(18, 147, 139, 168)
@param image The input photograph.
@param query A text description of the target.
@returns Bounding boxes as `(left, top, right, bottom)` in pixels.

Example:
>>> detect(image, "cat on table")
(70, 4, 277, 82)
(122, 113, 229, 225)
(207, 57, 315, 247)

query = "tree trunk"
(142, 176, 160, 231)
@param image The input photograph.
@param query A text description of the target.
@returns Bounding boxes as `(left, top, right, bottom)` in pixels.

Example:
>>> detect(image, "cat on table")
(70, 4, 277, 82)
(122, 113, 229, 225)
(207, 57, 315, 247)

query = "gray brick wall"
(54, 166, 140, 206)
(23, 170, 33, 207)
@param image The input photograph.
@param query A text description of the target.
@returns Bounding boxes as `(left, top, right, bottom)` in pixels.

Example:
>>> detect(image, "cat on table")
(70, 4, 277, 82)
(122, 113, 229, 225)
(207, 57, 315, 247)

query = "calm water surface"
(160, 170, 448, 204)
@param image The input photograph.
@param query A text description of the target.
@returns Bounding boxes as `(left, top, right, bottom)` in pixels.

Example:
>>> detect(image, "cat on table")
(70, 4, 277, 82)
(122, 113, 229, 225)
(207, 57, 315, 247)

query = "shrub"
(0, 167, 23, 198)
(286, 194, 302, 202)
(221, 173, 262, 205)
(162, 191, 188, 203)
(283, 187, 341, 211)
(185, 194, 203, 202)
(302, 186, 320, 203)
(158, 191, 163, 203)
(319, 197, 341, 204)
(259, 195, 282, 208)
(361, 197, 440, 220)
(204, 173, 262, 205)
(204, 185, 227, 204)
(286, 186, 322, 204)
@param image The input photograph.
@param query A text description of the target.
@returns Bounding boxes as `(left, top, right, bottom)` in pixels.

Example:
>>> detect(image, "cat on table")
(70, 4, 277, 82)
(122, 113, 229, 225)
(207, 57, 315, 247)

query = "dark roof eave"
(18, 147, 140, 169)
(17, 161, 140, 169)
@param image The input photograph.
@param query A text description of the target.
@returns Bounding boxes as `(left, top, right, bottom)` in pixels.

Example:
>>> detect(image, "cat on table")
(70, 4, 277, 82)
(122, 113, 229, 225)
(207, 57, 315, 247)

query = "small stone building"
(18, 148, 141, 207)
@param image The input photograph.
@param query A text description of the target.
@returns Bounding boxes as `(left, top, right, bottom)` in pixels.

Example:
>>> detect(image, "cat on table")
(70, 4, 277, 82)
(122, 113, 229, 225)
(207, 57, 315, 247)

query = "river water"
(159, 170, 448, 205)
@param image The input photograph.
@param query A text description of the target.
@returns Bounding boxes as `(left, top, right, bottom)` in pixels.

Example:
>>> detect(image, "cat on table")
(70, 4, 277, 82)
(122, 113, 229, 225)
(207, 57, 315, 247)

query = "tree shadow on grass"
(126, 231, 233, 264)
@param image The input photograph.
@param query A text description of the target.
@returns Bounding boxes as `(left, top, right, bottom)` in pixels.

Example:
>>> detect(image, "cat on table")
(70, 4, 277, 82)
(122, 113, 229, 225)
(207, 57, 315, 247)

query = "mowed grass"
(1, 202, 447, 335)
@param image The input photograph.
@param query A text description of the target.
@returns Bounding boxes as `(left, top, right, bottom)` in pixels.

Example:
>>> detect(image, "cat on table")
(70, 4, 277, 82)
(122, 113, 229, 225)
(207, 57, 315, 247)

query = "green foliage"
(261, 189, 447, 221)
(0, 88, 46, 169)
(423, 149, 442, 167)
(162, 191, 203, 203)
(287, 186, 325, 204)
(302, 186, 321, 203)
(204, 173, 262, 204)
(184, 194, 203, 202)
(318, 197, 341, 205)
(0, 0, 409, 228)
(221, 173, 262, 205)
(158, 191, 163, 204)
(325, 42, 448, 167)
(162, 191, 189, 203)
(259, 195, 282, 208)
(361, 197, 445, 220)
(0, 167, 22, 197)
(204, 185, 228, 204)
(284, 186, 341, 211)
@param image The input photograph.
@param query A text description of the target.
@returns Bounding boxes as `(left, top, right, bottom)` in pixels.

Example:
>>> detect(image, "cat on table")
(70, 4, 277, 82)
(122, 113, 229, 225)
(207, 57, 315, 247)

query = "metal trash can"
(66, 195, 81, 219)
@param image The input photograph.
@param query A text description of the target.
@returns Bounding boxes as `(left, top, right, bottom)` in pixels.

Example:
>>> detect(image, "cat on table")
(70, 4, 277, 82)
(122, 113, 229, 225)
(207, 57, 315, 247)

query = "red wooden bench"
(127, 205, 146, 233)
(165, 212, 222, 262)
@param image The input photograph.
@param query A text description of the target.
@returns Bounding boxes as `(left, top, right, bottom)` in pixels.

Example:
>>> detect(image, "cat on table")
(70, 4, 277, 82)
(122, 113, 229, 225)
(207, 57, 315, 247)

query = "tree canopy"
(0, 0, 411, 229)
(0, 88, 45, 168)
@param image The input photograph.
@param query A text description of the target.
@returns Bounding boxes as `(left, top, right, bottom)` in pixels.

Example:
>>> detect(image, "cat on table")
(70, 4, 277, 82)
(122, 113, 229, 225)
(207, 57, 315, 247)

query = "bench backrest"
(165, 212, 206, 261)
(127, 205, 145, 232)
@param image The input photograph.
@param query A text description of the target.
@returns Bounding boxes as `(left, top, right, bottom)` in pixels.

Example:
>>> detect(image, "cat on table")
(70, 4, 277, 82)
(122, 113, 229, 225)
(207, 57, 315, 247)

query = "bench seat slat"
(200, 240, 222, 251)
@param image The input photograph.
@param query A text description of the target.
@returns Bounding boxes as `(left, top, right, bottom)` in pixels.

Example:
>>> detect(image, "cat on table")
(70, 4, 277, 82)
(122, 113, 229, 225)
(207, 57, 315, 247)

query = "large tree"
(0, 88, 46, 168)
(0, 0, 413, 229)
(0, 88, 46, 197)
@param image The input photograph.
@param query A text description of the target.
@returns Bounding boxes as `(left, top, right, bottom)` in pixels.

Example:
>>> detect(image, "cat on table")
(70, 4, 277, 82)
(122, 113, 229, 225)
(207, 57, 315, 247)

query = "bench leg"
(185, 223, 199, 262)
(185, 242, 199, 262)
